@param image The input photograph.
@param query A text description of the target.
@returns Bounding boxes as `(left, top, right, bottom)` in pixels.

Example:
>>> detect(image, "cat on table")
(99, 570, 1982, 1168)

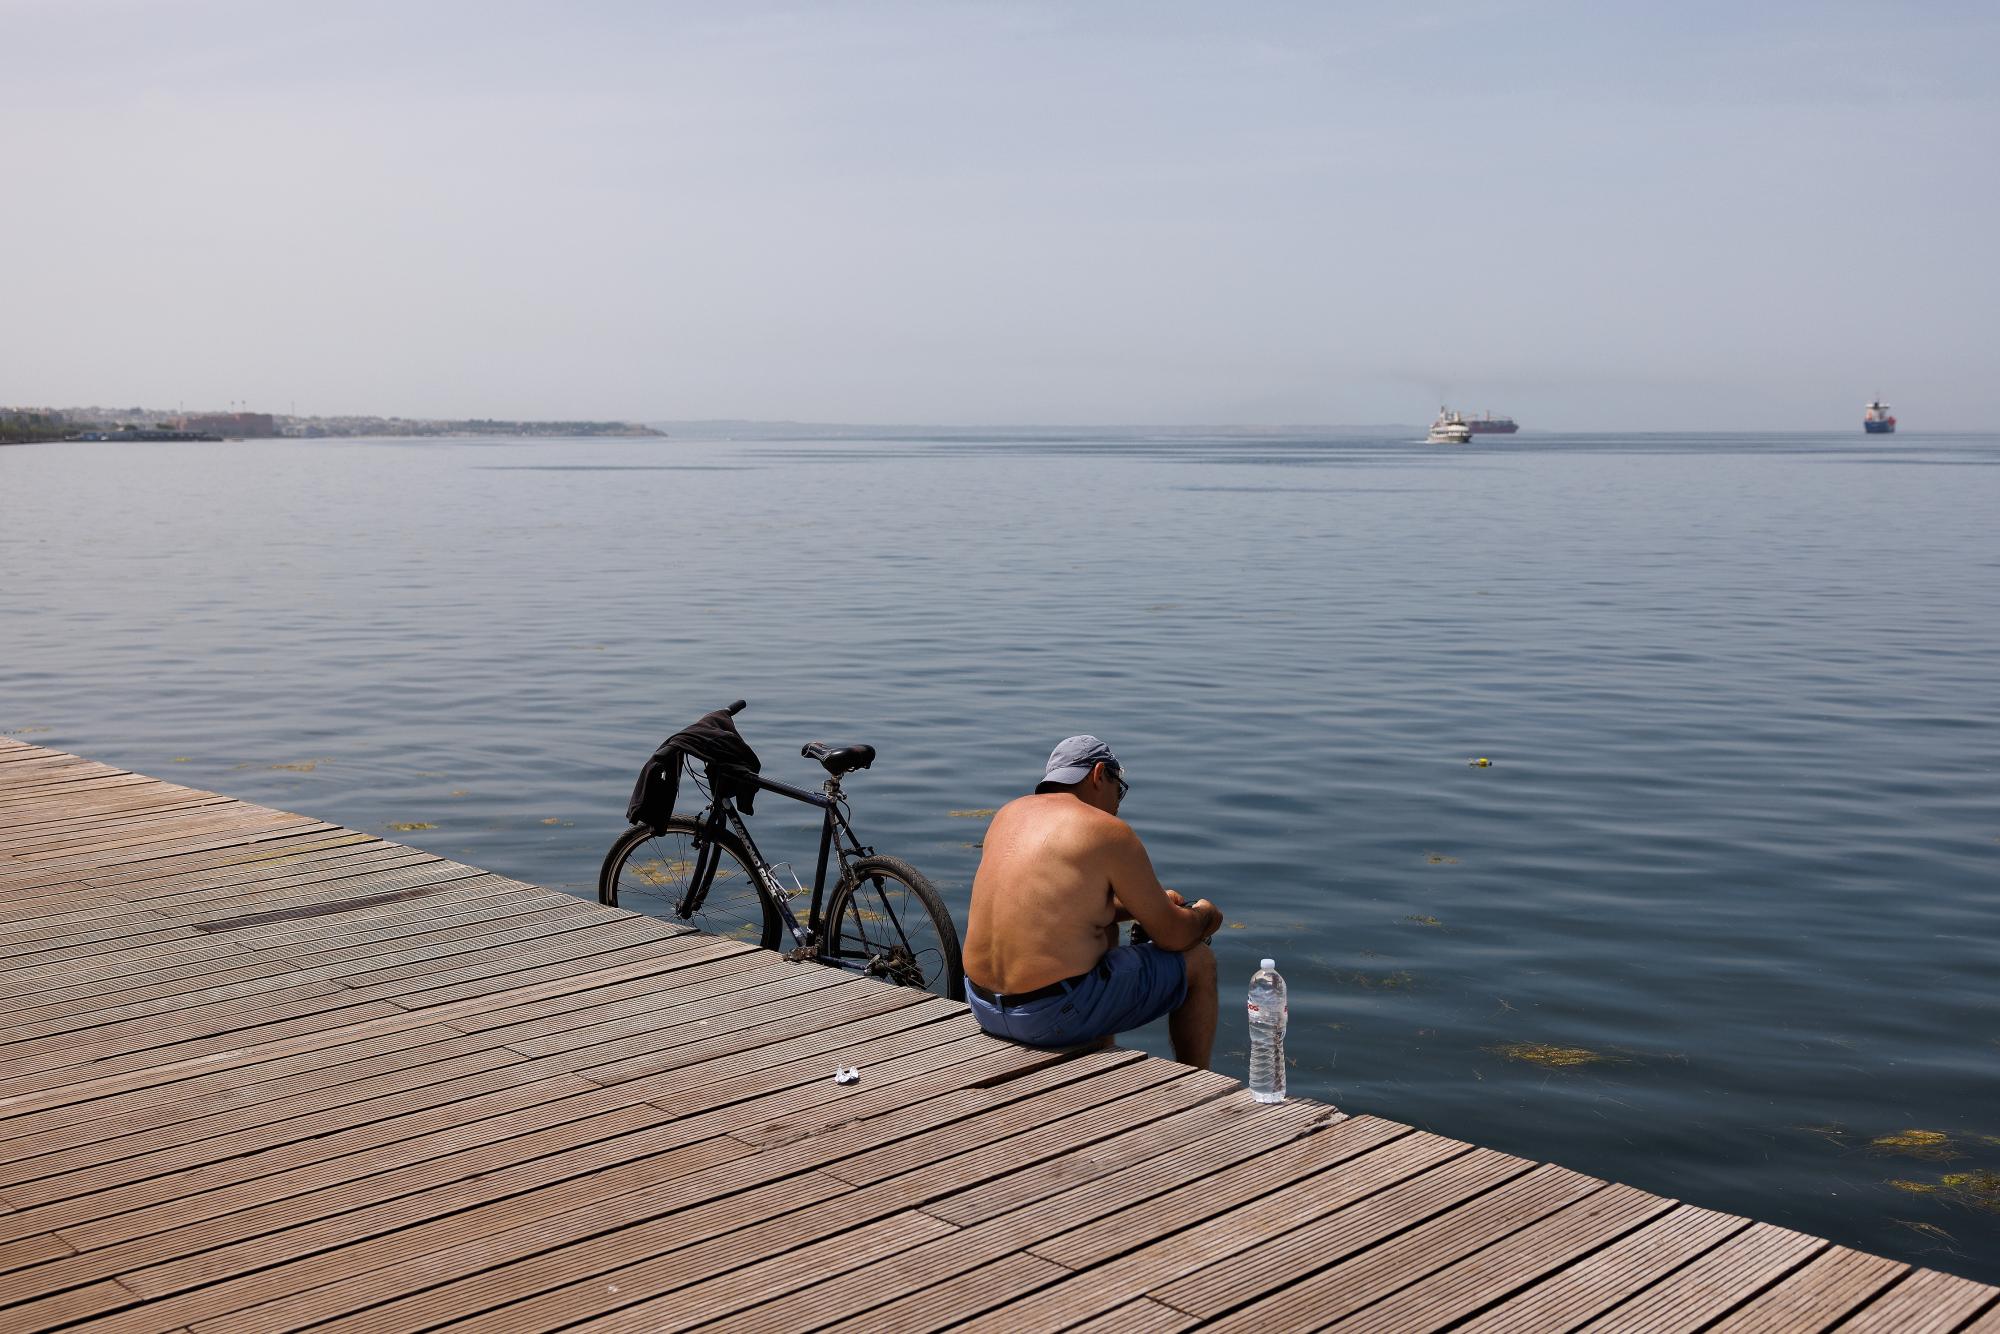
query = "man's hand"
(1184, 897, 1223, 939)
(1105, 828, 1220, 952)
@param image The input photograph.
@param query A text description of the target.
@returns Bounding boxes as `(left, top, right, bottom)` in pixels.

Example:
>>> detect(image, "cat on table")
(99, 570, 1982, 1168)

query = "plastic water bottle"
(1248, 958, 1287, 1103)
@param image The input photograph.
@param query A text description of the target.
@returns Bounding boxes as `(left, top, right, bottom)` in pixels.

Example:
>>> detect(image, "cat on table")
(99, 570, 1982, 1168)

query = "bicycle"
(599, 702, 965, 1001)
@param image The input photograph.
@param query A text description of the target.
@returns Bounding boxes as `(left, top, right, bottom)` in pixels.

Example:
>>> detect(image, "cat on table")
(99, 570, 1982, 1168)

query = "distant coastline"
(0, 406, 664, 444)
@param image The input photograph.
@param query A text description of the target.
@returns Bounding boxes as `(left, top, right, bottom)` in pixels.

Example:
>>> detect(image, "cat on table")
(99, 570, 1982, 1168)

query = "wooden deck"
(0, 738, 1993, 1333)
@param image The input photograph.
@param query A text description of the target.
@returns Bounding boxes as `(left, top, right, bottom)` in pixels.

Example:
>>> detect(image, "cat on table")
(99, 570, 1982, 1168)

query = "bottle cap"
(1260, 958, 1275, 969)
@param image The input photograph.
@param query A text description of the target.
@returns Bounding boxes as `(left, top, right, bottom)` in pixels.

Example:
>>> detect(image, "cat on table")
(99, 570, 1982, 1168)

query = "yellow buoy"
(1469, 757, 1492, 767)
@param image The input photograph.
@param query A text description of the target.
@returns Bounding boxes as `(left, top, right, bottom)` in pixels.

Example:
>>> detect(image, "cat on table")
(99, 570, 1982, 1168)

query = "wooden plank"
(1960, 1296, 2000, 1331)
(491, 958, 859, 1062)
(1578, 1221, 1828, 1332)
(1457, 1203, 1750, 1332)
(542, 1210, 968, 1334)
(570, 985, 951, 1088)
(0, 1022, 493, 1151)
(0, 800, 244, 855)
(0, 938, 274, 1010)
(0, 976, 387, 1062)
(323, 1070, 1224, 1333)
(735, 1253, 1081, 1334)
(0, 795, 231, 843)
(0, 841, 391, 919)
(0, 1047, 537, 1205)
(7, 873, 563, 979)
(0, 1038, 532, 1197)
(306, 1059, 1189, 1333)
(770, 1106, 1375, 1334)
(1325, 1182, 1675, 1332)
(1, 747, 1993, 1334)
(1068, 1297, 1203, 1334)
(15, 1015, 1041, 1258)
(1833, 1267, 2000, 1333)
(0, 818, 345, 891)
(8, 1116, 765, 1329)
(952, 1128, 1474, 1334)
(0, 1000, 414, 1103)
(1180, 1160, 1595, 1327)
(0, 944, 748, 1176)
(0, 943, 731, 1148)
(0, 936, 711, 1119)
(7, 811, 328, 868)
(1709, 1245, 1910, 1333)
(0, 839, 412, 935)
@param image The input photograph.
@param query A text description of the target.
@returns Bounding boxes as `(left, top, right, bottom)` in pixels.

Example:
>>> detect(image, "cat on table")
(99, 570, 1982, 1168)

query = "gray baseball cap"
(1039, 735, 1121, 789)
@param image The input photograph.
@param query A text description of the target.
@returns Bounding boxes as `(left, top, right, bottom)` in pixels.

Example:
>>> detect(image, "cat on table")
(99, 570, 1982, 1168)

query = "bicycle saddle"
(801, 741, 875, 776)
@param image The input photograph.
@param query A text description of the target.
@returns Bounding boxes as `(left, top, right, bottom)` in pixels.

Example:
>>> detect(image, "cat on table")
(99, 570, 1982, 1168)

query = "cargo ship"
(1465, 411, 1519, 434)
(1863, 399, 1896, 434)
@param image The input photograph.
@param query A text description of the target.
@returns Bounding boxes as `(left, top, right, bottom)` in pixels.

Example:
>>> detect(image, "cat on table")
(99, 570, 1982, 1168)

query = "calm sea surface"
(4, 428, 1997, 1281)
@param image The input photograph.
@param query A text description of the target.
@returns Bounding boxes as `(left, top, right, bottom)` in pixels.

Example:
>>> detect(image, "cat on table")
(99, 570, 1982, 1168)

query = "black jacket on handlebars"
(625, 705, 763, 828)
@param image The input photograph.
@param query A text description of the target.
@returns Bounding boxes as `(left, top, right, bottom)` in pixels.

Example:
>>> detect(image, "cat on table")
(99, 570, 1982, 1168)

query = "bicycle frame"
(680, 764, 870, 950)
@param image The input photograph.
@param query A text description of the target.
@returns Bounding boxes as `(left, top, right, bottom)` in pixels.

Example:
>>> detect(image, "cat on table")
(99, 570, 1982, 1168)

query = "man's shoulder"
(996, 794, 1133, 840)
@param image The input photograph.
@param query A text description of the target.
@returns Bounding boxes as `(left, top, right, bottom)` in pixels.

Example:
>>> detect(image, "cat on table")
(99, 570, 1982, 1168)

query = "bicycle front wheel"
(824, 854, 964, 1001)
(598, 817, 780, 949)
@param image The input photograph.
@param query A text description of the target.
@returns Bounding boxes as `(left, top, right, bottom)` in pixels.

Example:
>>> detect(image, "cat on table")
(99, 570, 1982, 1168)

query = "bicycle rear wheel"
(824, 854, 964, 1001)
(598, 817, 780, 949)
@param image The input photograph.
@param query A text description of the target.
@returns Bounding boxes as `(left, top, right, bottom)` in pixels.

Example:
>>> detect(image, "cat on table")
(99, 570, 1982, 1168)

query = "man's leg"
(1167, 942, 1217, 1070)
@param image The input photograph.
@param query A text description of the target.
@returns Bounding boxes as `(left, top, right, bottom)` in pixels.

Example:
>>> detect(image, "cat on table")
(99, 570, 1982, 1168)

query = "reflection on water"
(3, 428, 1997, 1282)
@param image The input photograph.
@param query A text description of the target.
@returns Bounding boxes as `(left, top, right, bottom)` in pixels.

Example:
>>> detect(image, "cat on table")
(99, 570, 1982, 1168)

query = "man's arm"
(1106, 822, 1222, 951)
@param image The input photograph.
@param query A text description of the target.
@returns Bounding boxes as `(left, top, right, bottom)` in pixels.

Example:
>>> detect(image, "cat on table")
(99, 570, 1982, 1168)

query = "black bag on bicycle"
(625, 702, 764, 828)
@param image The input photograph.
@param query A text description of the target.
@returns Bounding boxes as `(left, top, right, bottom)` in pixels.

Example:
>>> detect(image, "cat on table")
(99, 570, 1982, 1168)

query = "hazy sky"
(7, 1, 1995, 428)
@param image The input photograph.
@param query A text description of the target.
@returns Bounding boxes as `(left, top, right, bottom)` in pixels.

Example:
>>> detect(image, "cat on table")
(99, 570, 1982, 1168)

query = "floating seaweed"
(270, 760, 321, 773)
(1423, 853, 1458, 865)
(169, 757, 191, 763)
(386, 821, 437, 832)
(1891, 1219, 1955, 1242)
(1405, 914, 1443, 927)
(1939, 1171, 2000, 1211)
(1884, 1171, 2000, 1212)
(1489, 1042, 1619, 1068)
(1871, 1130, 1961, 1161)
(948, 808, 998, 819)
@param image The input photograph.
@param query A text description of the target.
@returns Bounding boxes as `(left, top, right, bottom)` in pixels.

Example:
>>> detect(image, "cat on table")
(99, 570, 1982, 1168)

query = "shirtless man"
(962, 736, 1223, 1068)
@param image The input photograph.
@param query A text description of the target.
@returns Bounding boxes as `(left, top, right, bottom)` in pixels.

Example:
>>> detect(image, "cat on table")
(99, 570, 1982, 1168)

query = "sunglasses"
(1107, 765, 1129, 801)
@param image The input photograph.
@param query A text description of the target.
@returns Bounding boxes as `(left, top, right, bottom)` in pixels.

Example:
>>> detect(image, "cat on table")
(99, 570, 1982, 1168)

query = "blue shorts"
(967, 943, 1189, 1049)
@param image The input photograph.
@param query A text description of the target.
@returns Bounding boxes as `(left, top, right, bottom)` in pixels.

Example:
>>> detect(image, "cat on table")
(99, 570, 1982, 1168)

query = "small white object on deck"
(834, 1066, 860, 1084)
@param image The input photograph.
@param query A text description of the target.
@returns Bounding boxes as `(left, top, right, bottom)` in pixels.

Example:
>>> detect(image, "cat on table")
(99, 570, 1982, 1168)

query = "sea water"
(3, 426, 1996, 1282)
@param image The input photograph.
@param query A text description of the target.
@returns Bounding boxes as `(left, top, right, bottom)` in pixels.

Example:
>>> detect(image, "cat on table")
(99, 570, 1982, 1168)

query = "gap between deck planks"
(0, 740, 1992, 1333)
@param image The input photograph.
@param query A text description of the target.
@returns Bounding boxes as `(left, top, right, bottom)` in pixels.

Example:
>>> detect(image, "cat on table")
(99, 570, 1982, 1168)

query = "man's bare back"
(961, 737, 1222, 1068)
(966, 794, 1209, 992)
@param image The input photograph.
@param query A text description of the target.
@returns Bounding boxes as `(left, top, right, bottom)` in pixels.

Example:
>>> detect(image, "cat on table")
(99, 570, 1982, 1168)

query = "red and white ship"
(1465, 411, 1519, 434)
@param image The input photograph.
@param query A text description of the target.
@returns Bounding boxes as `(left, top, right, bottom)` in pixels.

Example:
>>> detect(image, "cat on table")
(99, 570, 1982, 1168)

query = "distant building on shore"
(175, 411, 277, 438)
